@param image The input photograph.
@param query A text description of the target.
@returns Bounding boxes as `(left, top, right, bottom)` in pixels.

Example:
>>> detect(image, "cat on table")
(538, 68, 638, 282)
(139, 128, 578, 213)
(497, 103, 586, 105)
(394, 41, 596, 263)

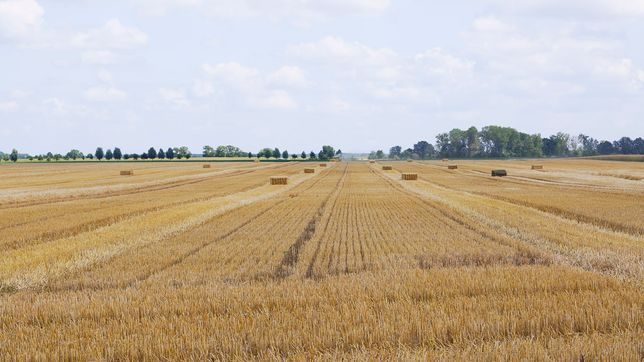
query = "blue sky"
(1, 0, 643, 154)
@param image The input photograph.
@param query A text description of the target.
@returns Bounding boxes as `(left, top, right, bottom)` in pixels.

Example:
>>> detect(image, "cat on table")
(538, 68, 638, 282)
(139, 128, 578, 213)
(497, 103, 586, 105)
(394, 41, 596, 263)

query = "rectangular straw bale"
(407, 160, 413, 162)
(120, 170, 134, 176)
(319, 163, 327, 167)
(369, 160, 375, 163)
(448, 165, 458, 170)
(531, 165, 543, 170)
(401, 173, 418, 180)
(491, 169, 507, 177)
(382, 165, 393, 170)
(203, 164, 211, 168)
(442, 158, 449, 162)
(304, 168, 315, 174)
(270, 176, 288, 185)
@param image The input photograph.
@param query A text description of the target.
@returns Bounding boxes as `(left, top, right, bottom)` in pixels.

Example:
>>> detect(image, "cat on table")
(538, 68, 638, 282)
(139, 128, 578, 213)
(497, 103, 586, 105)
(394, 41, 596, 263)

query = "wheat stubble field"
(0, 160, 642, 360)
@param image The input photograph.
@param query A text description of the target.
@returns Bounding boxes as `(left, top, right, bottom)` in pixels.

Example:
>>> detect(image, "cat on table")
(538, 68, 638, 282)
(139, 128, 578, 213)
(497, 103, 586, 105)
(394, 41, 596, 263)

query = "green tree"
(389, 146, 402, 159)
(66, 149, 83, 160)
(132, 153, 140, 160)
(318, 145, 335, 160)
(248, 152, 253, 158)
(123, 154, 130, 160)
(282, 150, 289, 159)
(141, 152, 149, 160)
(203, 146, 215, 157)
(113, 147, 123, 160)
(148, 147, 157, 159)
(309, 151, 316, 159)
(166, 147, 175, 159)
(86, 153, 94, 160)
(95, 147, 104, 161)
(174, 146, 191, 159)
(158, 148, 166, 159)
(10, 149, 18, 162)
(301, 151, 307, 159)
(105, 149, 113, 160)
(272, 148, 281, 159)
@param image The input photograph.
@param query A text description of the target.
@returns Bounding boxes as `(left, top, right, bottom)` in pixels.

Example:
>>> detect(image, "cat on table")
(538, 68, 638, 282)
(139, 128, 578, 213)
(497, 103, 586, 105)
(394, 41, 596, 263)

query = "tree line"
(2, 144, 342, 162)
(204, 144, 341, 161)
(372, 125, 644, 160)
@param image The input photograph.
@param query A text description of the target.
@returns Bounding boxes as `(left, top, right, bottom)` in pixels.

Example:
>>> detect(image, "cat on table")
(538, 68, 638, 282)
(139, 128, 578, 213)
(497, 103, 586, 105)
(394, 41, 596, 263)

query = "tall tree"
(597, 141, 614, 155)
(389, 146, 402, 159)
(158, 148, 166, 159)
(95, 147, 104, 161)
(166, 147, 175, 159)
(113, 147, 123, 160)
(105, 149, 113, 160)
(301, 151, 307, 159)
(10, 149, 18, 162)
(282, 150, 289, 159)
(273, 148, 281, 159)
(148, 147, 157, 159)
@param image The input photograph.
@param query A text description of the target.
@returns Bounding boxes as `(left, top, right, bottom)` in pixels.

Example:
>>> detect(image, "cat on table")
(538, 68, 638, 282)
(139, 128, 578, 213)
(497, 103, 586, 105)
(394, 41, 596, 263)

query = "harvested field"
(0, 160, 642, 360)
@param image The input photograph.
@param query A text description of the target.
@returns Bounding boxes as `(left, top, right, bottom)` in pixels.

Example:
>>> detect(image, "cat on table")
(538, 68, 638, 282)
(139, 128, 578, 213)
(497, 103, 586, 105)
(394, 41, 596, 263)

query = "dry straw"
(442, 158, 449, 162)
(304, 168, 315, 174)
(407, 160, 413, 162)
(382, 166, 393, 171)
(270, 176, 288, 185)
(369, 160, 375, 164)
(401, 173, 418, 180)
(532, 165, 544, 170)
(319, 163, 327, 167)
(120, 170, 134, 176)
(203, 164, 211, 169)
(448, 165, 458, 170)
(491, 169, 507, 177)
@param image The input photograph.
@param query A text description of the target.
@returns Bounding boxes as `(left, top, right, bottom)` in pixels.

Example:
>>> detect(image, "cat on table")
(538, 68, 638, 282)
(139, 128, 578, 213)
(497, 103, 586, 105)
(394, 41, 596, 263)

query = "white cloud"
(192, 79, 214, 97)
(638, 70, 644, 83)
(85, 86, 127, 102)
(415, 48, 475, 77)
(472, 16, 511, 33)
(0, 0, 43, 39)
(253, 90, 298, 110)
(483, 0, 644, 18)
(134, 0, 390, 23)
(0, 100, 18, 111)
(267, 66, 309, 88)
(73, 19, 148, 49)
(202, 62, 261, 90)
(82, 50, 116, 64)
(159, 87, 190, 108)
(291, 36, 396, 66)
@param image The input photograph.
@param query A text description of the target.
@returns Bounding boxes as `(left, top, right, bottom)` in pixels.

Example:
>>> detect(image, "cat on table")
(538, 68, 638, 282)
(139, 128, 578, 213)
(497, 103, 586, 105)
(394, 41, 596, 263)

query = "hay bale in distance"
(120, 170, 134, 176)
(407, 160, 413, 162)
(442, 159, 449, 162)
(304, 168, 315, 174)
(203, 164, 211, 169)
(270, 176, 288, 185)
(491, 169, 507, 177)
(369, 160, 375, 164)
(382, 165, 393, 171)
(531, 165, 544, 170)
(401, 173, 418, 180)
(448, 165, 458, 170)
(319, 163, 327, 167)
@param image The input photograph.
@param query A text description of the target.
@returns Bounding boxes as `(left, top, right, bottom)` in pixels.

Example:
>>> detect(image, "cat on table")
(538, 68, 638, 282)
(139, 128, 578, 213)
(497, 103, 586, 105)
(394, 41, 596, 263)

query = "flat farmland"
(0, 160, 642, 360)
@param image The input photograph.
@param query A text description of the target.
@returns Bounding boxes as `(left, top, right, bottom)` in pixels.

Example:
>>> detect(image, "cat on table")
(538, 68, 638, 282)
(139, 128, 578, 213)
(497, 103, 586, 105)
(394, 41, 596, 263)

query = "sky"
(1, 0, 643, 154)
